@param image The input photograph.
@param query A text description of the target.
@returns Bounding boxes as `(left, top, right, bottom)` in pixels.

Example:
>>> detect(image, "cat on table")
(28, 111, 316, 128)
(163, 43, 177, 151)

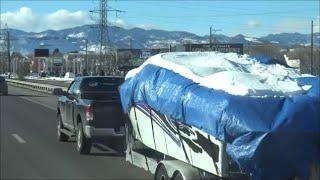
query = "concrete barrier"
(7, 79, 68, 95)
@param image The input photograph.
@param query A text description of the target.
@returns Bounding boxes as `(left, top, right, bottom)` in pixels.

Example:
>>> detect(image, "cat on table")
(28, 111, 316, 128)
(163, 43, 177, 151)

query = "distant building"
(63, 52, 83, 74)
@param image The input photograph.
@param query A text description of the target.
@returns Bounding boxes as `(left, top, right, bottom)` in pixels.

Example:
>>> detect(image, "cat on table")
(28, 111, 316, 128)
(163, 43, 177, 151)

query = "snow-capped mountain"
(6, 24, 319, 54)
(260, 32, 320, 47)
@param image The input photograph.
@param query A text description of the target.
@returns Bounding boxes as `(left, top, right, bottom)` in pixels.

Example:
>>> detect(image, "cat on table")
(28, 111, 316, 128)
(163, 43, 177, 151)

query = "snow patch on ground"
(126, 52, 310, 97)
(30, 33, 47, 39)
(67, 32, 86, 38)
(25, 76, 74, 82)
(244, 37, 261, 43)
(47, 77, 74, 82)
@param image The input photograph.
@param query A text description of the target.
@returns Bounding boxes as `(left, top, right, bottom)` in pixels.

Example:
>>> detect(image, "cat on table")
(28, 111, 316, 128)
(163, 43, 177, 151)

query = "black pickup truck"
(56, 76, 125, 154)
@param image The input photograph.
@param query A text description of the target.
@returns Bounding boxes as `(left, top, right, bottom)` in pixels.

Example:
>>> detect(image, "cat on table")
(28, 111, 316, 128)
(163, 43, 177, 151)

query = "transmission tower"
(90, 0, 124, 75)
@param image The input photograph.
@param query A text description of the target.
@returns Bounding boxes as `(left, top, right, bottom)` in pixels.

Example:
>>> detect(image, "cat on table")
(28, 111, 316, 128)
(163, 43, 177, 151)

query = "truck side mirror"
(53, 88, 67, 96)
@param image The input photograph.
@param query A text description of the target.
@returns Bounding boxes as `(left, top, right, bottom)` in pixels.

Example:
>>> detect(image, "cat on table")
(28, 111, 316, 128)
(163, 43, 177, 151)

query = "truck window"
(67, 81, 76, 94)
(81, 77, 122, 92)
(72, 79, 82, 95)
(80, 77, 123, 100)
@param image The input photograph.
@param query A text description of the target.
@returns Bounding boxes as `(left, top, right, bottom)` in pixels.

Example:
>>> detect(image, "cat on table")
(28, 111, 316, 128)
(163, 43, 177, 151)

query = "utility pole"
(90, 0, 125, 75)
(99, 0, 107, 75)
(209, 27, 212, 45)
(0, 30, 5, 74)
(85, 39, 88, 71)
(209, 26, 222, 47)
(310, 20, 313, 75)
(129, 38, 132, 50)
(5, 25, 11, 78)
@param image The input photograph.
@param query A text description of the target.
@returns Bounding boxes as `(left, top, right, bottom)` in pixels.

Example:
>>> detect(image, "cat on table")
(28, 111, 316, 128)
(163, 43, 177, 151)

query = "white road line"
(19, 96, 56, 111)
(12, 134, 26, 143)
(94, 143, 118, 154)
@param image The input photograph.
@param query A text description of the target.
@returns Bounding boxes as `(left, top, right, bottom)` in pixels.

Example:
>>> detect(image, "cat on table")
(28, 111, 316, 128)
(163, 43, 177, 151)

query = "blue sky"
(1, 0, 319, 37)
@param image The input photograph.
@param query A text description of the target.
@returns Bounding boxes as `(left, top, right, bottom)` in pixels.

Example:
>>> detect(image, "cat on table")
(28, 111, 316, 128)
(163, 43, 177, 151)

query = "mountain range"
(5, 24, 320, 54)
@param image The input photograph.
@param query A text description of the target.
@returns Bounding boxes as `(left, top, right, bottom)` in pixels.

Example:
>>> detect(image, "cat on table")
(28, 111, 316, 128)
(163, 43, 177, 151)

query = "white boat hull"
(128, 103, 229, 177)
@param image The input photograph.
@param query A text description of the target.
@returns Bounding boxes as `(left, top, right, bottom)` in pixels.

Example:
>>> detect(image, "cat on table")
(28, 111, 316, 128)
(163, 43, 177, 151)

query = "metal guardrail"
(7, 79, 68, 95)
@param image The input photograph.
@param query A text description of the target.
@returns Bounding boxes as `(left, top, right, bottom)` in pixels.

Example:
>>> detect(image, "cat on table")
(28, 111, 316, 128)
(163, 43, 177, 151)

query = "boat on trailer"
(120, 52, 320, 180)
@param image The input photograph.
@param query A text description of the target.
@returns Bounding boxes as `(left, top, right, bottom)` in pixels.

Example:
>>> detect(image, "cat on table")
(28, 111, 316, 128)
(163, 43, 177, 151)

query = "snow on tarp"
(119, 52, 320, 180)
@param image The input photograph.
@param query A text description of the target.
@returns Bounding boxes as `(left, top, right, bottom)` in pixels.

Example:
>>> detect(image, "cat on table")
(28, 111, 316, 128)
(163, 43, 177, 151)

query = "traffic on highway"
(0, 84, 152, 179)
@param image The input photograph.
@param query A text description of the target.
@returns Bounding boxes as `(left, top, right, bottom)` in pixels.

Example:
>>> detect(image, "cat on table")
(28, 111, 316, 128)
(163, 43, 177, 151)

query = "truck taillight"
(86, 104, 94, 121)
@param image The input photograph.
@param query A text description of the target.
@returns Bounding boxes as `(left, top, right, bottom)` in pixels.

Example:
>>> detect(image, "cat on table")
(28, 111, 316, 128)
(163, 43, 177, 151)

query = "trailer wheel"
(155, 164, 170, 180)
(172, 171, 185, 180)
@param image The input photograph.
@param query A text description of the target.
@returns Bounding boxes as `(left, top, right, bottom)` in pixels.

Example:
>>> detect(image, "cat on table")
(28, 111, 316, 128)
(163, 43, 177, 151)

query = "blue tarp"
(251, 55, 288, 66)
(119, 64, 320, 180)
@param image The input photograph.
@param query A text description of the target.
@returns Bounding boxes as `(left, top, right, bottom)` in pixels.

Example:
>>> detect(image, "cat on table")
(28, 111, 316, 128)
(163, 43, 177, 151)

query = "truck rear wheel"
(76, 122, 91, 154)
(155, 164, 170, 180)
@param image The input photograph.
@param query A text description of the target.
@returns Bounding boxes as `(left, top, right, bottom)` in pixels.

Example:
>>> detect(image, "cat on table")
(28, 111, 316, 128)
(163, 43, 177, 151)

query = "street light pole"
(209, 26, 222, 47)
(209, 26, 212, 46)
(310, 20, 313, 75)
(85, 39, 88, 71)
(6, 30, 11, 78)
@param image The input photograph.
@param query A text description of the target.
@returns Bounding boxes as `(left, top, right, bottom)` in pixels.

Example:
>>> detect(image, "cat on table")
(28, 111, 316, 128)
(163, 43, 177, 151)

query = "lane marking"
(19, 96, 56, 111)
(12, 134, 26, 143)
(93, 143, 118, 154)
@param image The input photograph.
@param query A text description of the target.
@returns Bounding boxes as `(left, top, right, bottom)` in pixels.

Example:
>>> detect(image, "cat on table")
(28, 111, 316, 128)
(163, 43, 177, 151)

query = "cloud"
(44, 9, 94, 30)
(1, 8, 156, 32)
(135, 24, 158, 30)
(248, 20, 260, 28)
(1, 7, 39, 31)
(112, 18, 132, 29)
(1, 7, 94, 32)
(111, 18, 157, 30)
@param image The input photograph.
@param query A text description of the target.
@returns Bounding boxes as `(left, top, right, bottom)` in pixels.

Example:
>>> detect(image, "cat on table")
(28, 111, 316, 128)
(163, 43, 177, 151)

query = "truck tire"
(155, 164, 170, 180)
(57, 114, 69, 142)
(76, 122, 91, 154)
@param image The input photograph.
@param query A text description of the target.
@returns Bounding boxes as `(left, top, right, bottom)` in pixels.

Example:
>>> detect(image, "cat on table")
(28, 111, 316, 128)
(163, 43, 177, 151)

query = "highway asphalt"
(0, 85, 152, 179)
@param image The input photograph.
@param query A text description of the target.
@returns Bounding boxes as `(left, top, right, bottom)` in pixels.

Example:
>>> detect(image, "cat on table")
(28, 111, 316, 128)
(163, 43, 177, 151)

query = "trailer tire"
(155, 164, 170, 180)
(172, 171, 185, 180)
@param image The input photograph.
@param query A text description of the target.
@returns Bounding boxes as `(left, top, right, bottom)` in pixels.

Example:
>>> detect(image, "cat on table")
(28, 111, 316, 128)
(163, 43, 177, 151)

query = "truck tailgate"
(92, 100, 124, 130)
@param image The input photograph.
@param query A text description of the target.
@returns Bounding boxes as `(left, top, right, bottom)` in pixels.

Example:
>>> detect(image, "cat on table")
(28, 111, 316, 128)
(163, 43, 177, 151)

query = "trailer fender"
(156, 160, 201, 180)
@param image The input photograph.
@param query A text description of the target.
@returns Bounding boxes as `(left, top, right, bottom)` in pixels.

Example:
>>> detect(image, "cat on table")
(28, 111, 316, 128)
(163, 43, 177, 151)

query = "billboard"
(184, 43, 244, 54)
(34, 49, 49, 57)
